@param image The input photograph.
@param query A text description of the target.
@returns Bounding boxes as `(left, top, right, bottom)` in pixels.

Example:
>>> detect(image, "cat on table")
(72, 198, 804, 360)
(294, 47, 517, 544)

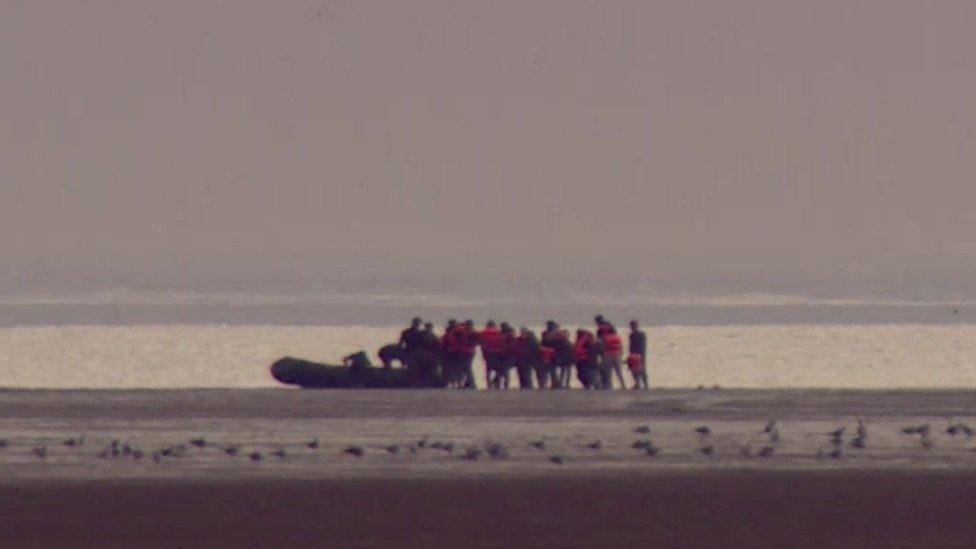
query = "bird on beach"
(385, 444, 400, 455)
(695, 426, 711, 437)
(189, 438, 207, 449)
(343, 445, 365, 457)
(902, 424, 930, 436)
(644, 444, 660, 457)
(132, 449, 144, 461)
(417, 435, 430, 449)
(271, 448, 287, 460)
(634, 425, 651, 434)
(585, 440, 602, 450)
(306, 438, 320, 450)
(829, 448, 842, 459)
(32, 446, 47, 458)
(431, 441, 455, 453)
(62, 436, 84, 448)
(828, 427, 845, 446)
(461, 446, 482, 461)
(850, 435, 867, 449)
(529, 439, 546, 451)
(699, 445, 714, 457)
(486, 442, 509, 459)
(757, 446, 775, 458)
(549, 455, 564, 465)
(224, 445, 240, 457)
(249, 451, 264, 461)
(632, 439, 652, 450)
(762, 421, 777, 434)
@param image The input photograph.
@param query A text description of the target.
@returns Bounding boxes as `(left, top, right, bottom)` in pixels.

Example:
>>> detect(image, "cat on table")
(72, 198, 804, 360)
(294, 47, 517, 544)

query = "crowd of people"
(367, 315, 649, 390)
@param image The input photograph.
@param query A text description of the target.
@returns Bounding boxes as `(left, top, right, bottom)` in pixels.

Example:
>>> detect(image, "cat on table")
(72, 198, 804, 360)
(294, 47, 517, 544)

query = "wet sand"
(4, 471, 976, 548)
(3, 388, 976, 547)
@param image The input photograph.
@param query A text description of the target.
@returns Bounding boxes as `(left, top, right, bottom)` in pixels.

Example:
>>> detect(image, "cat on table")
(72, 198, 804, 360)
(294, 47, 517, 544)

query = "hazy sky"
(3, 1, 976, 284)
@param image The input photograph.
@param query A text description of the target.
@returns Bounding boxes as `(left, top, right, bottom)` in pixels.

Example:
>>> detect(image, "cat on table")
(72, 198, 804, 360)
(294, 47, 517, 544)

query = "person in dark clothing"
(478, 320, 504, 389)
(458, 320, 479, 389)
(515, 326, 541, 390)
(441, 319, 463, 387)
(574, 329, 601, 389)
(496, 322, 517, 389)
(541, 320, 573, 389)
(377, 344, 403, 368)
(628, 320, 649, 390)
(399, 317, 424, 353)
(404, 322, 441, 387)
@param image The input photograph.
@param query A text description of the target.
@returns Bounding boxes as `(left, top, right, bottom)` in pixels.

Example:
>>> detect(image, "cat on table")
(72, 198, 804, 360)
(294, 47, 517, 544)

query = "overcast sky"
(3, 1, 976, 286)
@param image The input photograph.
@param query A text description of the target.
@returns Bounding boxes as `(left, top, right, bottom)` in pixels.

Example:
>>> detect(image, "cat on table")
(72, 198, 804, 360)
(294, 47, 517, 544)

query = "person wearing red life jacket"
(478, 320, 504, 389)
(440, 319, 463, 387)
(574, 329, 601, 389)
(595, 314, 613, 338)
(628, 320, 649, 390)
(599, 324, 626, 390)
(542, 320, 574, 388)
(537, 343, 555, 389)
(495, 322, 518, 389)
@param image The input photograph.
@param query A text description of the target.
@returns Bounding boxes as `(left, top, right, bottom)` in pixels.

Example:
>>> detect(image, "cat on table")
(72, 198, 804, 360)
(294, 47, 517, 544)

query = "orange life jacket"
(479, 326, 504, 353)
(602, 332, 623, 356)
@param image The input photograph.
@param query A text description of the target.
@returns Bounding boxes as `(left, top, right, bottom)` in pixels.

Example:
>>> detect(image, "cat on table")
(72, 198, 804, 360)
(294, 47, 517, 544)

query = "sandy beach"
(1, 388, 975, 547)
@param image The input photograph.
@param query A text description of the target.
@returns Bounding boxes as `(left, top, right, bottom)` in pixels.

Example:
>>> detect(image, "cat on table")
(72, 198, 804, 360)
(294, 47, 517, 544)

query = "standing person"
(542, 321, 574, 389)
(478, 320, 504, 389)
(574, 329, 600, 389)
(396, 317, 424, 373)
(497, 322, 518, 389)
(411, 322, 442, 386)
(628, 320, 649, 390)
(537, 343, 555, 389)
(458, 320, 479, 389)
(441, 319, 462, 387)
(595, 315, 612, 338)
(515, 326, 541, 390)
(600, 324, 626, 390)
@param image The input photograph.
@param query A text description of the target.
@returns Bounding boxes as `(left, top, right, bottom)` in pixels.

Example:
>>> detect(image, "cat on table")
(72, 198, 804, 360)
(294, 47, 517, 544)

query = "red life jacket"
(573, 333, 590, 362)
(627, 353, 644, 371)
(597, 323, 612, 338)
(602, 332, 623, 356)
(539, 345, 555, 363)
(479, 326, 504, 353)
(458, 326, 477, 355)
(442, 327, 461, 354)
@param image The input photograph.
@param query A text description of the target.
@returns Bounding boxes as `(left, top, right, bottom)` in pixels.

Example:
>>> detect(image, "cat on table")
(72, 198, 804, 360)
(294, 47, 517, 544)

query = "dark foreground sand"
(3, 471, 976, 549)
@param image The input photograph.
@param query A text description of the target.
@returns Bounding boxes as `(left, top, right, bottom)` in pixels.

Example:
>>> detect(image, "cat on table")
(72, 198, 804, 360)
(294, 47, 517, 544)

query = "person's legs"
(611, 356, 625, 389)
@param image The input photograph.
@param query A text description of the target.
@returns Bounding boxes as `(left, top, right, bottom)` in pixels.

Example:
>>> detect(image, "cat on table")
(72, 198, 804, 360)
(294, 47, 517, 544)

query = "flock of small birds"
(2, 419, 975, 470)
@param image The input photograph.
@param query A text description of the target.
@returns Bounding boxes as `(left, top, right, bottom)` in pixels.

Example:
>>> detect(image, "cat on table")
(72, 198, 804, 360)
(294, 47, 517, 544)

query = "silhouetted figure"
(377, 344, 403, 368)
(458, 320, 478, 389)
(598, 324, 625, 389)
(440, 319, 463, 387)
(628, 320, 649, 389)
(514, 326, 541, 390)
(574, 329, 601, 388)
(478, 320, 504, 389)
(496, 322, 518, 389)
(542, 321, 574, 388)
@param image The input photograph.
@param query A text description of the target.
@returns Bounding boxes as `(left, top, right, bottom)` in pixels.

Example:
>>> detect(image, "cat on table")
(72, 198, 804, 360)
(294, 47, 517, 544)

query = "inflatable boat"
(270, 356, 446, 389)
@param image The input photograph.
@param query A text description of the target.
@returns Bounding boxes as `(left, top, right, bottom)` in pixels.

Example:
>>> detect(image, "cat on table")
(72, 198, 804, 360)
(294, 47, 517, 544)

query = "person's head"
(411, 317, 422, 327)
(519, 326, 529, 334)
(630, 320, 639, 330)
(446, 319, 457, 328)
(594, 314, 605, 325)
(463, 319, 474, 328)
(423, 322, 434, 332)
(500, 322, 512, 332)
(576, 329, 586, 337)
(545, 320, 557, 330)
(486, 319, 496, 328)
